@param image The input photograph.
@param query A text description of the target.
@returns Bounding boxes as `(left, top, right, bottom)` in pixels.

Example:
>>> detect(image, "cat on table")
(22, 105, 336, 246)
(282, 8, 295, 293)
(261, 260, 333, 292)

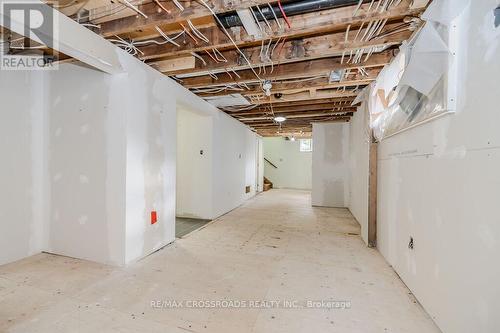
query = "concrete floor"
(176, 217, 211, 238)
(0, 190, 440, 333)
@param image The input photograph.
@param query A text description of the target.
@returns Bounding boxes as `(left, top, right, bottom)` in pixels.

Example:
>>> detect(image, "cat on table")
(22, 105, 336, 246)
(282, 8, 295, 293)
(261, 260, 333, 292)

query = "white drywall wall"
(123, 56, 177, 264)
(348, 107, 370, 243)
(0, 36, 260, 266)
(211, 112, 261, 218)
(176, 107, 213, 219)
(263, 137, 312, 190)
(376, 1, 500, 332)
(47, 61, 127, 265)
(312, 123, 350, 207)
(47, 52, 177, 265)
(0, 71, 47, 265)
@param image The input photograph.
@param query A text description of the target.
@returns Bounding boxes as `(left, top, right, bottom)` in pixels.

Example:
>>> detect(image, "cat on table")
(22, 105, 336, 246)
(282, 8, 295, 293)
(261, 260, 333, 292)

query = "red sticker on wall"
(151, 211, 157, 224)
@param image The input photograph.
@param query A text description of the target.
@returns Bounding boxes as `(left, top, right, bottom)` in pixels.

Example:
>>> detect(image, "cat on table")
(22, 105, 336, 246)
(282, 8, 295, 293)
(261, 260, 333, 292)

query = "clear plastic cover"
(367, 0, 459, 141)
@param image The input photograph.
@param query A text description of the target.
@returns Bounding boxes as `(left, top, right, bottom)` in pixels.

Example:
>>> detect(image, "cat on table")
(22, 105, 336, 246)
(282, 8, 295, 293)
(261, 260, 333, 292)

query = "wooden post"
(368, 139, 378, 248)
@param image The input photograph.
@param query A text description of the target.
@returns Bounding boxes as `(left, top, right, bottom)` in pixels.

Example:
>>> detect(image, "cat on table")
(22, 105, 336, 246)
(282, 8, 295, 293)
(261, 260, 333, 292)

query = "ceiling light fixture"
(274, 116, 286, 123)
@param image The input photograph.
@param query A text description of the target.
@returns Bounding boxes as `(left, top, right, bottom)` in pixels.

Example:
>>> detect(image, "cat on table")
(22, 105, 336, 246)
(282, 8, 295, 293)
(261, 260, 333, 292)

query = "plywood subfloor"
(0, 189, 440, 333)
(176, 217, 211, 238)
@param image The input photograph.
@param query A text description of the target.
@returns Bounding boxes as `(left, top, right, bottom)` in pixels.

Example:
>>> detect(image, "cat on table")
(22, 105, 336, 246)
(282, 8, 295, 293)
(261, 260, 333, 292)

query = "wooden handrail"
(264, 157, 278, 169)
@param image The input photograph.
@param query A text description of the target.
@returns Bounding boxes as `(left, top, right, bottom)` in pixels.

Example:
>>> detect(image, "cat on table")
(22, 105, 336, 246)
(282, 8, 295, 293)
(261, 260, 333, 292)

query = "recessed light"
(274, 116, 286, 123)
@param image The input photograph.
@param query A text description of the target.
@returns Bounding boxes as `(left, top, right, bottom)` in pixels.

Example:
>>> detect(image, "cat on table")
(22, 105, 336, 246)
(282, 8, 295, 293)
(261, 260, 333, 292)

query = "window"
(368, 10, 460, 141)
(299, 139, 313, 152)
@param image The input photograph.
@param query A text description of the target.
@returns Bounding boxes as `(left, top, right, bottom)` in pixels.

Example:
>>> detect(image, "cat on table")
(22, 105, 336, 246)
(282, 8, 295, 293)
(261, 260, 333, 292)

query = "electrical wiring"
(353, 22, 365, 41)
(78, 5, 128, 22)
(230, 68, 241, 79)
(224, 69, 233, 79)
(353, 0, 363, 16)
(195, 0, 262, 82)
(120, 0, 148, 18)
(250, 7, 264, 34)
(155, 26, 181, 47)
(179, 23, 199, 44)
(187, 19, 210, 43)
(268, 3, 282, 30)
(208, 71, 219, 80)
(190, 51, 207, 65)
(256, 5, 272, 32)
(345, 24, 351, 43)
(213, 48, 227, 62)
(110, 36, 144, 56)
(132, 30, 184, 46)
(172, 0, 184, 11)
(205, 49, 219, 62)
(368, 0, 376, 10)
(277, 0, 291, 29)
(154, 0, 171, 13)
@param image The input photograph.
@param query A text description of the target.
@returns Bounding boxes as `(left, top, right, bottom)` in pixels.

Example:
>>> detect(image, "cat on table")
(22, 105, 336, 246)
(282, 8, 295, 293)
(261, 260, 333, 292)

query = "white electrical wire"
(256, 5, 272, 32)
(353, 0, 363, 16)
(194, 0, 262, 82)
(132, 31, 184, 46)
(190, 51, 207, 65)
(120, 0, 148, 18)
(250, 7, 264, 34)
(187, 19, 210, 43)
(155, 26, 181, 47)
(268, 3, 282, 30)
(172, 0, 184, 11)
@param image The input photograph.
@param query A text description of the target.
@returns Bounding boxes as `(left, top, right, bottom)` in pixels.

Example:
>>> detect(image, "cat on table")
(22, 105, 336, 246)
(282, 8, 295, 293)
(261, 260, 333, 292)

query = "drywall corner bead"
(421, 0, 471, 26)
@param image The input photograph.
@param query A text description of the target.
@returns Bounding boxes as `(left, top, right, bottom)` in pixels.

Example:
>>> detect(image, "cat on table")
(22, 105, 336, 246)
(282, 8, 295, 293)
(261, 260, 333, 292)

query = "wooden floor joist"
(33, 0, 428, 136)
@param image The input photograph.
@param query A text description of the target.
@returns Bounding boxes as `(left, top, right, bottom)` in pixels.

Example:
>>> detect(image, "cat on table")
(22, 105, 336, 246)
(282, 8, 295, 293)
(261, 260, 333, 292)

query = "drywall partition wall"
(211, 111, 261, 218)
(176, 107, 213, 219)
(263, 137, 312, 190)
(123, 56, 177, 264)
(47, 51, 177, 265)
(311, 123, 350, 207)
(348, 106, 370, 243)
(377, 1, 500, 332)
(0, 71, 47, 265)
(173, 87, 262, 220)
(47, 61, 128, 265)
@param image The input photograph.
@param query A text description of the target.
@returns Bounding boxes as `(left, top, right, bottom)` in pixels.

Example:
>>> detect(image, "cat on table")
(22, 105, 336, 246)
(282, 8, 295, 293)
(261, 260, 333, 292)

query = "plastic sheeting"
(366, 0, 464, 141)
(398, 23, 450, 96)
(422, 0, 470, 26)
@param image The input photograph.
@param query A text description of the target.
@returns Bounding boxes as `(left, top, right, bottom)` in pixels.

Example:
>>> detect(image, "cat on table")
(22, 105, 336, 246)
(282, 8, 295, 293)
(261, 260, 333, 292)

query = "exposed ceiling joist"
(153, 27, 410, 77)
(182, 51, 392, 89)
(136, 0, 422, 60)
(98, 0, 277, 37)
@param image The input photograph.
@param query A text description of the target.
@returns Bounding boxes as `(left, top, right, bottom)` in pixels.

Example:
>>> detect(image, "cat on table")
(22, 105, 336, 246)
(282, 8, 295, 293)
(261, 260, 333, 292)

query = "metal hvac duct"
(218, 0, 370, 28)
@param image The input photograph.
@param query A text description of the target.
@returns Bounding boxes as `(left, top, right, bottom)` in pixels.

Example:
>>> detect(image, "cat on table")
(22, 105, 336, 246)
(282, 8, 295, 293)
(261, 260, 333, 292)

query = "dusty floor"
(0, 189, 440, 333)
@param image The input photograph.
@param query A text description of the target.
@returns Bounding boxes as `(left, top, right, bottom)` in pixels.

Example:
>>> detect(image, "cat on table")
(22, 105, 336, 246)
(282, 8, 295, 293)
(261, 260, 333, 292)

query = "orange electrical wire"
(277, 0, 291, 29)
(154, 0, 171, 14)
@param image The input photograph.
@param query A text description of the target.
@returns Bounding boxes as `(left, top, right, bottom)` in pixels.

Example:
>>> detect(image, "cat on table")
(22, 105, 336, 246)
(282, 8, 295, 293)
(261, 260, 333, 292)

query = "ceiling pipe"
(218, 0, 371, 28)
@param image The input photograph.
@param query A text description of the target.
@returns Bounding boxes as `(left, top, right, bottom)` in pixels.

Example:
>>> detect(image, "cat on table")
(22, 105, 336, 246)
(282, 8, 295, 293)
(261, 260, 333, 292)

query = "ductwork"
(218, 0, 370, 28)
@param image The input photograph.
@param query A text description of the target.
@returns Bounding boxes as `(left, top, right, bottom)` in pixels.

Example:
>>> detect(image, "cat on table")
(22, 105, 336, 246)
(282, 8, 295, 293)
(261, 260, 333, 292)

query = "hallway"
(0, 190, 439, 333)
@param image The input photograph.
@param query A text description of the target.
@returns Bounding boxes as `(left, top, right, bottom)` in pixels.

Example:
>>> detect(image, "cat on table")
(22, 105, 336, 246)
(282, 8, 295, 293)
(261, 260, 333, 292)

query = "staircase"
(263, 177, 273, 191)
